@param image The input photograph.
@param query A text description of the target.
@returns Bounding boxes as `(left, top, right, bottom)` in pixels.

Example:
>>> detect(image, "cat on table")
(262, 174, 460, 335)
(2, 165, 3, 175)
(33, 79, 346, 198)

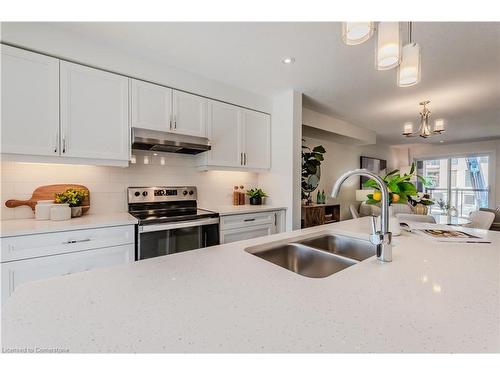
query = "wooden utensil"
(5, 184, 90, 213)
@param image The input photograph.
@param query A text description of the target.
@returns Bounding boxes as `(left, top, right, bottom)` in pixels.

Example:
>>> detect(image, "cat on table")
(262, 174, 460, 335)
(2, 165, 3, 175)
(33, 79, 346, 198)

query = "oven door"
(137, 217, 219, 260)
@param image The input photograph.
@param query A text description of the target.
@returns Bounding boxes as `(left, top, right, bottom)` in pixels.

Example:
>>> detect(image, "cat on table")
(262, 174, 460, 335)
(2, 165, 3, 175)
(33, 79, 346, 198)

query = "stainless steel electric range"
(128, 186, 219, 260)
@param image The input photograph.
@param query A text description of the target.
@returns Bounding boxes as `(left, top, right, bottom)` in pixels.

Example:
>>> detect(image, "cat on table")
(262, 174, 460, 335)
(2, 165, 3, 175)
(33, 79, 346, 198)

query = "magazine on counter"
(399, 221, 491, 243)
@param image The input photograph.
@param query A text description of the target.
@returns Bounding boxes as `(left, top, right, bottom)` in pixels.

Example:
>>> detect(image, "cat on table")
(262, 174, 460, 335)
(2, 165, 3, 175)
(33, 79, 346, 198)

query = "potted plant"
(301, 142, 326, 205)
(408, 192, 434, 215)
(54, 188, 89, 217)
(246, 188, 268, 205)
(363, 163, 430, 235)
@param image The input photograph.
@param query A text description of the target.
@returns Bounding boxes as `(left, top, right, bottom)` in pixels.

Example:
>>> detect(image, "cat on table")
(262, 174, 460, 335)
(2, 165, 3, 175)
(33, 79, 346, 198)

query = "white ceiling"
(48, 22, 500, 145)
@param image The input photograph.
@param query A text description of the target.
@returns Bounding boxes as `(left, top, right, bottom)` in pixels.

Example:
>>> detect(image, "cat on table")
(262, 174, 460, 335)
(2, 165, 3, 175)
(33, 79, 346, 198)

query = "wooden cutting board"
(5, 184, 90, 213)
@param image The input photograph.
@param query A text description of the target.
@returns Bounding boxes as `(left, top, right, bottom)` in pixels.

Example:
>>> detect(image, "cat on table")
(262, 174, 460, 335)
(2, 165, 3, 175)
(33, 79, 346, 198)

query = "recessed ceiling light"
(282, 57, 295, 64)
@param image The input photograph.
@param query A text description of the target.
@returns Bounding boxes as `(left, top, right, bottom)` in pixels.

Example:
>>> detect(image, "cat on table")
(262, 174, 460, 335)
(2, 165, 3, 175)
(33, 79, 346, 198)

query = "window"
(417, 155, 490, 217)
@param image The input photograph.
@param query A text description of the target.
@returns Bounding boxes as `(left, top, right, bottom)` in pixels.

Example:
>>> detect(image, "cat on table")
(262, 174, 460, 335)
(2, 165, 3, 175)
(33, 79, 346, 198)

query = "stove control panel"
(128, 187, 197, 203)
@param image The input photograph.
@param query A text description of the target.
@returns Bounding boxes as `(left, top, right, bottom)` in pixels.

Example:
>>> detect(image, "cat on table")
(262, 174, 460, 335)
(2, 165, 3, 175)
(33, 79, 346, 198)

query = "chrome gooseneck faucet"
(331, 169, 393, 262)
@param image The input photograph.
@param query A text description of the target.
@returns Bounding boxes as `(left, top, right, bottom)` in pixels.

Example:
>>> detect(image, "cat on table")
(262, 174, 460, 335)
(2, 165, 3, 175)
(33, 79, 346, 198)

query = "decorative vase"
(414, 203, 428, 215)
(71, 206, 83, 218)
(249, 197, 262, 205)
(389, 206, 401, 236)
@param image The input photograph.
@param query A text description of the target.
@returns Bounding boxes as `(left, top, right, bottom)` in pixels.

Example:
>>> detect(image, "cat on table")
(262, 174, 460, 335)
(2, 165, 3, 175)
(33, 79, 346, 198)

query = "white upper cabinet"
(60, 61, 129, 161)
(201, 101, 271, 170)
(241, 109, 271, 169)
(131, 79, 172, 132)
(206, 100, 242, 167)
(172, 90, 207, 137)
(1, 45, 60, 156)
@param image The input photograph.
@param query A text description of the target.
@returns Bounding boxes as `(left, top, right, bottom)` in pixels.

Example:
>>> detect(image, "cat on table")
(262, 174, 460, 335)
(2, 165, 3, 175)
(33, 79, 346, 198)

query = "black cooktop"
(130, 208, 218, 225)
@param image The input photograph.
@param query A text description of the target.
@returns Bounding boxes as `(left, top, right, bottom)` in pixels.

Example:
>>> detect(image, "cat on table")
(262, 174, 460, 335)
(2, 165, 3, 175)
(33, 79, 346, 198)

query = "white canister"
(50, 203, 71, 221)
(35, 200, 54, 220)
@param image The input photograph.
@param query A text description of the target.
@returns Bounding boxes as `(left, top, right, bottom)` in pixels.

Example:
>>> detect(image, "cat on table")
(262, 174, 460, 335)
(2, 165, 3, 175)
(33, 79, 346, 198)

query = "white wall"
(392, 139, 500, 208)
(302, 136, 397, 220)
(0, 156, 258, 220)
(0, 22, 271, 114)
(258, 90, 302, 230)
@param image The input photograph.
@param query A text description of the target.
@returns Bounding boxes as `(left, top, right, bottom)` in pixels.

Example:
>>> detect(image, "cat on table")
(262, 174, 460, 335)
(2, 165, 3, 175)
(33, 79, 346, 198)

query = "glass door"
(416, 155, 490, 217)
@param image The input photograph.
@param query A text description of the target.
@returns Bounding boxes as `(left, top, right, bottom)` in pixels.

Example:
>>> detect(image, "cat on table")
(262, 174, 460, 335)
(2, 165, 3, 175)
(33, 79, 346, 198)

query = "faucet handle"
(369, 216, 383, 246)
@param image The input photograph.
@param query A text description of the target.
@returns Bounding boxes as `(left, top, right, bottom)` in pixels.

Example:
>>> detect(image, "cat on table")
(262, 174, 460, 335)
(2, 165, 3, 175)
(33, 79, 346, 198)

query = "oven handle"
(139, 217, 219, 233)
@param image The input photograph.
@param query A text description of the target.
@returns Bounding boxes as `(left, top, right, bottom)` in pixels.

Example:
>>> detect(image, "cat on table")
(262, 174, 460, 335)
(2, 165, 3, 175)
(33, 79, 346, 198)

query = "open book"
(399, 221, 491, 243)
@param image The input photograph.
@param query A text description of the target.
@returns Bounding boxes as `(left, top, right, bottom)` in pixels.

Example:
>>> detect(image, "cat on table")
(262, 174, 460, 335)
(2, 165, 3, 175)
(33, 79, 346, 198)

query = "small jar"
(35, 200, 54, 221)
(50, 203, 71, 221)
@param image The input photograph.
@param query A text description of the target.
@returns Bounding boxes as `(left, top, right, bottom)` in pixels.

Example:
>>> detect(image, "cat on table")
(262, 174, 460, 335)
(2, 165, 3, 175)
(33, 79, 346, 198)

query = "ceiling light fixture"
(398, 22, 421, 87)
(376, 22, 401, 70)
(341, 22, 374, 45)
(282, 57, 295, 64)
(402, 101, 445, 139)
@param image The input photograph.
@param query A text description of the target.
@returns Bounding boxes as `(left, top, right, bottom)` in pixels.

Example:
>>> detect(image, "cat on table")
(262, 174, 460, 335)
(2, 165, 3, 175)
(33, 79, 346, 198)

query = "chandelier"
(402, 101, 445, 138)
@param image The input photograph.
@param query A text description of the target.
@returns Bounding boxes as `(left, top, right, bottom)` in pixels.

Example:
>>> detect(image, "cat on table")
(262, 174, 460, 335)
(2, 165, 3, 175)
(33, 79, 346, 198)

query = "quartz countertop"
(0, 212, 138, 237)
(2, 217, 499, 353)
(201, 205, 287, 216)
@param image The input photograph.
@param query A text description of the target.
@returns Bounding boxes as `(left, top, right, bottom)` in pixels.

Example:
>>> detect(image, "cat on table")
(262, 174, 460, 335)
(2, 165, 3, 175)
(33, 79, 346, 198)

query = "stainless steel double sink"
(245, 234, 377, 278)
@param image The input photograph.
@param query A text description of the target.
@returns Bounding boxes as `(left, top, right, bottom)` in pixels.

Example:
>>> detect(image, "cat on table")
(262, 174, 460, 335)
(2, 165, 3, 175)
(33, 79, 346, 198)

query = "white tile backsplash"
(0, 154, 259, 220)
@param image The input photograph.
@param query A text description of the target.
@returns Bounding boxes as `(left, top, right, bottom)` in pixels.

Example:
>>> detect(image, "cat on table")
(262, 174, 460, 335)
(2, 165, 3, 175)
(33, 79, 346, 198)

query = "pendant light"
(398, 22, 421, 87)
(376, 22, 401, 70)
(342, 22, 374, 45)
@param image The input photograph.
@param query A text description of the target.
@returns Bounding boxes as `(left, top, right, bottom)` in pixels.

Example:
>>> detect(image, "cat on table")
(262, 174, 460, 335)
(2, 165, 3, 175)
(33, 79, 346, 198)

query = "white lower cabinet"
(219, 210, 286, 244)
(1, 225, 135, 305)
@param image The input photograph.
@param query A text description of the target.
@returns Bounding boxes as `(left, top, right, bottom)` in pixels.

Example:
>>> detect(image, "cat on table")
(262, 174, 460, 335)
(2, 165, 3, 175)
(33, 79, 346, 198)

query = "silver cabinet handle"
(173, 115, 177, 130)
(54, 133, 58, 153)
(244, 218, 256, 222)
(62, 138, 66, 154)
(244, 153, 247, 165)
(64, 239, 91, 244)
(240, 153, 243, 165)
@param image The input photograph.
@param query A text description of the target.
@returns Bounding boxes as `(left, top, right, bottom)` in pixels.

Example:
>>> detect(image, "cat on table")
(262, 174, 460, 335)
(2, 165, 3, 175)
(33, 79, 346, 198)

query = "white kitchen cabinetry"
(172, 90, 207, 137)
(240, 109, 271, 169)
(204, 100, 242, 167)
(1, 225, 134, 305)
(219, 210, 286, 244)
(200, 101, 271, 170)
(60, 62, 129, 161)
(131, 79, 173, 132)
(131, 79, 207, 137)
(1, 45, 60, 157)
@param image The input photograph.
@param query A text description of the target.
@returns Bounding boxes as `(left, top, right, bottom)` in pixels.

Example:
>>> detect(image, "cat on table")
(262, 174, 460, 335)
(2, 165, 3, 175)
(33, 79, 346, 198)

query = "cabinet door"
(172, 90, 207, 137)
(60, 61, 129, 161)
(220, 224, 274, 244)
(206, 100, 242, 167)
(131, 79, 173, 132)
(1, 244, 134, 305)
(1, 45, 60, 156)
(241, 109, 271, 169)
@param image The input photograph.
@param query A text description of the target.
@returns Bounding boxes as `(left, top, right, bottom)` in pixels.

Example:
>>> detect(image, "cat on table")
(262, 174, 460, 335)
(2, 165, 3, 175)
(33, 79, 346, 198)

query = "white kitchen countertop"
(0, 212, 138, 237)
(202, 204, 287, 216)
(2, 217, 499, 353)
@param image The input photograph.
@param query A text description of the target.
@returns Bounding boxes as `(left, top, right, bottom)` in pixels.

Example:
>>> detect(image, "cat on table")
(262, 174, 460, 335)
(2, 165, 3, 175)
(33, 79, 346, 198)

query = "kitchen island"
(2, 217, 499, 353)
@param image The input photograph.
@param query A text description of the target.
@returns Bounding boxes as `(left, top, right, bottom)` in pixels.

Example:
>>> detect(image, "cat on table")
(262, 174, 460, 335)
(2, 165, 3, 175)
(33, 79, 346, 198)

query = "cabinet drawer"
(1, 244, 134, 305)
(1, 225, 134, 263)
(221, 224, 274, 244)
(220, 211, 276, 230)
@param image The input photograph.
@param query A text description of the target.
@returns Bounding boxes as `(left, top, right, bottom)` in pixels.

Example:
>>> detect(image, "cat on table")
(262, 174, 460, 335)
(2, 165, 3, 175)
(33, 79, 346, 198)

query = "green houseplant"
(246, 188, 268, 205)
(54, 188, 89, 217)
(363, 163, 431, 206)
(301, 143, 326, 204)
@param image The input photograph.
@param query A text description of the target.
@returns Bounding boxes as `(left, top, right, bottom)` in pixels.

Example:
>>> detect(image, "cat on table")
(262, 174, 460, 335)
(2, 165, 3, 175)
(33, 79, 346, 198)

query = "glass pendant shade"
(342, 22, 374, 45)
(376, 22, 401, 70)
(398, 43, 421, 87)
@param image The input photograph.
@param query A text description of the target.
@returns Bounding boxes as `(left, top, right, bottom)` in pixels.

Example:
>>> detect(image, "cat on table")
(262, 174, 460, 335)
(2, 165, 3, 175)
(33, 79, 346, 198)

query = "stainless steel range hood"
(131, 127, 211, 155)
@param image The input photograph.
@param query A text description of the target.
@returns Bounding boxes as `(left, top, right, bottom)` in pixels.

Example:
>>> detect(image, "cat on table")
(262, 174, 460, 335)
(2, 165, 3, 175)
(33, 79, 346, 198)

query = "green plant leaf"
(363, 179, 379, 188)
(410, 162, 415, 174)
(312, 145, 326, 153)
(388, 181, 400, 193)
(384, 169, 399, 178)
